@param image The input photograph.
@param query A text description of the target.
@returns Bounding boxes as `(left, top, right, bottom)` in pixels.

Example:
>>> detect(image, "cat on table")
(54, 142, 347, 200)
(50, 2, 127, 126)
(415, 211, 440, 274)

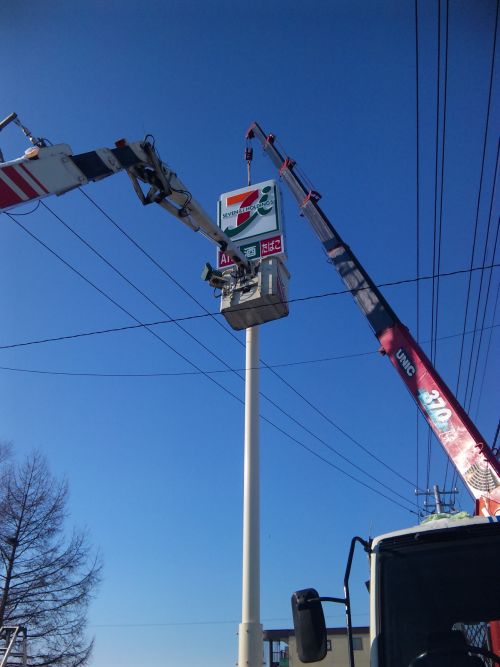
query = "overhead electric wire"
(39, 200, 419, 502)
(3, 185, 497, 505)
(473, 240, 500, 420)
(463, 141, 500, 412)
(454, 0, 499, 401)
(77, 191, 500, 494)
(474, 282, 500, 422)
(260, 415, 418, 515)
(450, 0, 499, 492)
(0, 251, 496, 353)
(4, 211, 418, 513)
(5, 213, 247, 405)
(1, 326, 497, 377)
(415, 0, 422, 512)
(78, 188, 465, 494)
(426, 0, 444, 493)
(0, 352, 380, 377)
(77, 190, 424, 492)
(434, 0, 452, 491)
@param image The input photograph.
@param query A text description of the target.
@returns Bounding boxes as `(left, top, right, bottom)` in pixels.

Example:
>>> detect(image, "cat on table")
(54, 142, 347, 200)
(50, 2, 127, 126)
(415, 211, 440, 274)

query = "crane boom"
(0, 114, 290, 330)
(0, 136, 248, 269)
(247, 121, 500, 509)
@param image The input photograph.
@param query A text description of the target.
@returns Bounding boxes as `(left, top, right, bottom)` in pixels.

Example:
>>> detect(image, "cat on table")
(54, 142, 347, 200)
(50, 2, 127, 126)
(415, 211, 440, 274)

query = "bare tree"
(0, 440, 12, 465)
(0, 452, 101, 666)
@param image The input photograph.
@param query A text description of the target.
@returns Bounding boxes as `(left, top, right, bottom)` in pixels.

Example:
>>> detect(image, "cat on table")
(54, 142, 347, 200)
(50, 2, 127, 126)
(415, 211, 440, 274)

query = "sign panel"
(217, 180, 285, 268)
(218, 234, 284, 268)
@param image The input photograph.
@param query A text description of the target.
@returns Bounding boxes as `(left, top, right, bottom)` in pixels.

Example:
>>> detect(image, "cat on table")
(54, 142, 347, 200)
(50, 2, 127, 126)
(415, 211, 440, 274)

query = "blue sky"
(1, 1, 499, 666)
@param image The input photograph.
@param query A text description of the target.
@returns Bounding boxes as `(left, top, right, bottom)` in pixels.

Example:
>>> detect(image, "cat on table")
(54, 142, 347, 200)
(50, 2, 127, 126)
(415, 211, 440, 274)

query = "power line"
(0, 326, 497, 377)
(10, 198, 498, 496)
(4, 212, 417, 513)
(426, 0, 443, 493)
(0, 224, 495, 353)
(415, 0, 422, 514)
(259, 413, 418, 515)
(463, 141, 500, 411)
(435, 0, 451, 492)
(451, 0, 499, 492)
(454, 0, 499, 401)
(80, 188, 404, 486)
(91, 612, 370, 629)
(474, 282, 500, 423)
(5, 198, 498, 505)
(38, 200, 419, 498)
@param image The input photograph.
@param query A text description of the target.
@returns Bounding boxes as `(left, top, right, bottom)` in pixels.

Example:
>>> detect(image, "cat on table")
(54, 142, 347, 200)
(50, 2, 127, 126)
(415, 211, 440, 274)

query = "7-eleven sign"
(218, 180, 283, 244)
(217, 179, 284, 268)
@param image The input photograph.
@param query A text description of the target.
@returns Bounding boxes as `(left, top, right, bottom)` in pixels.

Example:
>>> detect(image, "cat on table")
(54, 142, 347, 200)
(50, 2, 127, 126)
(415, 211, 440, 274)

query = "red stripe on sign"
(0, 176, 23, 208)
(19, 163, 49, 194)
(236, 189, 259, 227)
(3, 165, 38, 199)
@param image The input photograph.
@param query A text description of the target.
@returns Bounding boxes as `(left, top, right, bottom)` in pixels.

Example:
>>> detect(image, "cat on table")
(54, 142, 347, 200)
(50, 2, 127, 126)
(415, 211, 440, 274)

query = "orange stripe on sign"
(226, 191, 253, 206)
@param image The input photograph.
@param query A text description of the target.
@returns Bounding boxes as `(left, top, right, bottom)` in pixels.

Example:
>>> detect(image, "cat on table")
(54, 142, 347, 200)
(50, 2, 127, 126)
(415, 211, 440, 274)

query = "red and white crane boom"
(246, 121, 500, 513)
(0, 117, 248, 270)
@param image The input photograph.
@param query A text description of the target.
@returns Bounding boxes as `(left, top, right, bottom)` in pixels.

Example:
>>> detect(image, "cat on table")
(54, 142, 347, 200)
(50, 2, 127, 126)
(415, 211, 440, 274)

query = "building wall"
(287, 630, 370, 667)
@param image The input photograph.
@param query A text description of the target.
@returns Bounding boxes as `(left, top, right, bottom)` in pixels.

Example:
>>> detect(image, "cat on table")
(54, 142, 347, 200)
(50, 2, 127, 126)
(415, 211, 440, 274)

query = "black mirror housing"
(291, 588, 327, 663)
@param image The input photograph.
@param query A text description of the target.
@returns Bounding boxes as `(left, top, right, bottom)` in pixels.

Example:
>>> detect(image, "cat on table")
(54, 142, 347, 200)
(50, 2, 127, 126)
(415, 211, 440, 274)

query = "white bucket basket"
(221, 256, 290, 330)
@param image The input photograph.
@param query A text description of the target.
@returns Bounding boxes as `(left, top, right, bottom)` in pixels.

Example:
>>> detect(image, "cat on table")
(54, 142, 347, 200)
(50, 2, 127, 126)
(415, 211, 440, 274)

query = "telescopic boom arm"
(247, 121, 500, 511)
(0, 131, 248, 269)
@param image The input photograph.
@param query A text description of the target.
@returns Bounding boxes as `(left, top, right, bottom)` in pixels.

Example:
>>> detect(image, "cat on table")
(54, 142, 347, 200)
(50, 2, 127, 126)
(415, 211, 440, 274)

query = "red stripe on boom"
(19, 163, 49, 194)
(0, 175, 23, 208)
(3, 166, 38, 199)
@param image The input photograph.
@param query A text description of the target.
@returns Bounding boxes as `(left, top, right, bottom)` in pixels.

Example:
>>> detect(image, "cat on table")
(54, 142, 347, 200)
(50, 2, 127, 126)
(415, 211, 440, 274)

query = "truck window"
(377, 524, 500, 666)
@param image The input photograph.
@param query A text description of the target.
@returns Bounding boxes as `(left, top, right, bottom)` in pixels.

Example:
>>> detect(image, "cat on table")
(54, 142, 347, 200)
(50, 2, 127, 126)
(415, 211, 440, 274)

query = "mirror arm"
(344, 536, 372, 667)
(296, 596, 346, 611)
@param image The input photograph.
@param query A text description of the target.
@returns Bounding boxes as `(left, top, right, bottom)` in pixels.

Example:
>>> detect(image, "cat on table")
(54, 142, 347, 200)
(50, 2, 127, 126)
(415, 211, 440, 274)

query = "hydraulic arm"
(0, 113, 288, 330)
(247, 121, 500, 510)
(0, 119, 248, 270)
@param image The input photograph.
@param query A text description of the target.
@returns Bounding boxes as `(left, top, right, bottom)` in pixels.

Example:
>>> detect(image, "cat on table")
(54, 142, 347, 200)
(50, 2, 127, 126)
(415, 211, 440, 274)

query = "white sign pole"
(238, 324, 262, 667)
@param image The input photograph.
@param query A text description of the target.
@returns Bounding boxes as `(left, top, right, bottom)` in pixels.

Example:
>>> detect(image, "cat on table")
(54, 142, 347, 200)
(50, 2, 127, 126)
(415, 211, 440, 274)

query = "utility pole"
(416, 485, 458, 516)
(433, 484, 443, 514)
(238, 325, 262, 667)
(238, 156, 263, 667)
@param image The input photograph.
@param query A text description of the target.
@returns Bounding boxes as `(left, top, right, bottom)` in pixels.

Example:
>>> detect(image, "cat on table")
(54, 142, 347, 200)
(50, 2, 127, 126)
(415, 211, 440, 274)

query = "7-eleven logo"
(221, 184, 274, 238)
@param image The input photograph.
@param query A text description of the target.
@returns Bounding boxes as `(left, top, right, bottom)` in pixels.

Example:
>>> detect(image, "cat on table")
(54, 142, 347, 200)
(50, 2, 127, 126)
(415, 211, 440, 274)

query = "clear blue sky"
(1, 1, 499, 665)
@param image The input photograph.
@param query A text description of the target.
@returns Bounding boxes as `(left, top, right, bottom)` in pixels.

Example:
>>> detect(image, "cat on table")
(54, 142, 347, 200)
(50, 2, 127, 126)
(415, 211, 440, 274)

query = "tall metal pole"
(238, 324, 262, 667)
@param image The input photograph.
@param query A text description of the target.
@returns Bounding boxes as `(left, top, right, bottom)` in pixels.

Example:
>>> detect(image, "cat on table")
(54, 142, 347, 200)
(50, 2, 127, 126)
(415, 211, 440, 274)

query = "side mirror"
(291, 588, 327, 663)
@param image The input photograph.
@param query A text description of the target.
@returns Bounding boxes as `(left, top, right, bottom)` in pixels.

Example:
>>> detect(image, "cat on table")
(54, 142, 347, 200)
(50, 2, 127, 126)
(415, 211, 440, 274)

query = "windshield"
(377, 523, 500, 666)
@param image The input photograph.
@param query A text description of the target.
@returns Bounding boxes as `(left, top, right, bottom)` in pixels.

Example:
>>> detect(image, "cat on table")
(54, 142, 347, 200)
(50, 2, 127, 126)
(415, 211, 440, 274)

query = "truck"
(245, 123, 500, 666)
